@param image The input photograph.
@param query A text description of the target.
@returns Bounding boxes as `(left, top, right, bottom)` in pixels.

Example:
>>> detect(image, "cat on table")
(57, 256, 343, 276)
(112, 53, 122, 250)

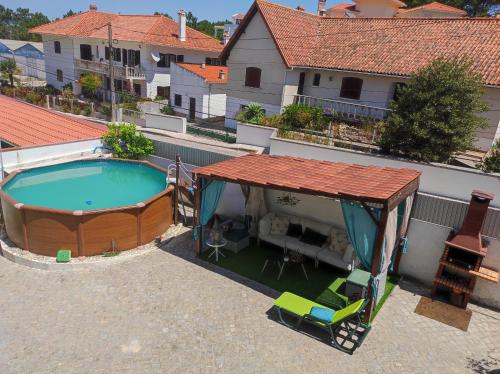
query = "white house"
(170, 62, 228, 121)
(30, 6, 223, 101)
(0, 39, 46, 80)
(326, 0, 467, 18)
(221, 0, 500, 151)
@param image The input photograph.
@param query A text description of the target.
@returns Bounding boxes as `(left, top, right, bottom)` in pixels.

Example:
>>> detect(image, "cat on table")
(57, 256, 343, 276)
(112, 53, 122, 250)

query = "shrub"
(154, 95, 165, 102)
(99, 105, 112, 117)
(102, 123, 154, 160)
(479, 140, 500, 173)
(79, 73, 102, 99)
(83, 105, 92, 117)
(25, 91, 43, 105)
(160, 105, 174, 115)
(261, 114, 282, 128)
(380, 59, 488, 163)
(236, 102, 265, 124)
(281, 103, 327, 131)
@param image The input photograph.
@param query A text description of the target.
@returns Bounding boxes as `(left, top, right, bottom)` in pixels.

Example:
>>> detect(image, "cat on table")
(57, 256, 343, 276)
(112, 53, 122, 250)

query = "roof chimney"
(296, 5, 305, 11)
(201, 63, 206, 69)
(223, 31, 230, 46)
(89, 4, 97, 11)
(317, 0, 327, 16)
(219, 70, 225, 80)
(178, 10, 186, 42)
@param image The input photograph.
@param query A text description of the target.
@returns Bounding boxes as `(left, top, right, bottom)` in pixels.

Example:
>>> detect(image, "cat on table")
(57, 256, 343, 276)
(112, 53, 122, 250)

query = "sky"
(1, 0, 342, 21)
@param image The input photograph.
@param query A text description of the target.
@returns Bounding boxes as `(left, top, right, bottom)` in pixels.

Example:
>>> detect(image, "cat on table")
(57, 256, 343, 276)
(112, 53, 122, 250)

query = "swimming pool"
(0, 159, 174, 257)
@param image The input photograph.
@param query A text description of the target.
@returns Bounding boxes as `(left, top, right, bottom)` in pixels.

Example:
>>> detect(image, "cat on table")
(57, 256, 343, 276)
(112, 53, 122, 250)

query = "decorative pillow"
(329, 228, 350, 255)
(310, 306, 335, 323)
(300, 228, 328, 247)
(270, 216, 290, 235)
(286, 223, 303, 238)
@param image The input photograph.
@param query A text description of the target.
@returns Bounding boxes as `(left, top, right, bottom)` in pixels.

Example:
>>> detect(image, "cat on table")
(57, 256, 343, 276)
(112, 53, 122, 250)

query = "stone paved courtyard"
(1, 229, 499, 373)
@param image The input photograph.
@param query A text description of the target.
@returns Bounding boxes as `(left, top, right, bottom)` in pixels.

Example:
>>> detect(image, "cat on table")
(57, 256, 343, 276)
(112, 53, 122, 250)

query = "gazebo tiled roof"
(193, 154, 421, 206)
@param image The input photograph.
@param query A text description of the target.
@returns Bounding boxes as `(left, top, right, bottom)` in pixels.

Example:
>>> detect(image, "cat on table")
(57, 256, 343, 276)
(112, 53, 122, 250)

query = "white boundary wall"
(145, 113, 186, 133)
(236, 122, 276, 148)
(1, 139, 102, 172)
(269, 136, 500, 206)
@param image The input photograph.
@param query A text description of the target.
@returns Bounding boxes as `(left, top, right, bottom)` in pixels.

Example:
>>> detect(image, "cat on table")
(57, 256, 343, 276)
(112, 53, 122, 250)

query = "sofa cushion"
(270, 216, 289, 235)
(300, 228, 328, 247)
(317, 249, 351, 271)
(329, 228, 350, 255)
(300, 217, 332, 236)
(286, 222, 303, 238)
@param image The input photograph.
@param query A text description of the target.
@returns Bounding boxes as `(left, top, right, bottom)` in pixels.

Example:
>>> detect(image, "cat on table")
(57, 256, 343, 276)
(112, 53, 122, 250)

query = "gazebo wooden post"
(365, 204, 390, 322)
(173, 155, 180, 225)
(393, 190, 419, 274)
(193, 174, 203, 256)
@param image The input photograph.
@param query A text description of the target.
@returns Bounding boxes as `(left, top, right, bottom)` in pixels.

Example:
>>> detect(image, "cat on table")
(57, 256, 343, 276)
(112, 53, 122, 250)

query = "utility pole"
(107, 22, 116, 122)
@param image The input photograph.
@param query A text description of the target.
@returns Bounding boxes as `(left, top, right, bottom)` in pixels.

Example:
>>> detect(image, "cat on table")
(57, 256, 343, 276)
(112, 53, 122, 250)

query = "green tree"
(403, 0, 499, 16)
(102, 123, 154, 160)
(479, 140, 500, 173)
(380, 59, 488, 163)
(0, 59, 20, 87)
(79, 73, 102, 99)
(62, 10, 76, 18)
(0, 5, 49, 41)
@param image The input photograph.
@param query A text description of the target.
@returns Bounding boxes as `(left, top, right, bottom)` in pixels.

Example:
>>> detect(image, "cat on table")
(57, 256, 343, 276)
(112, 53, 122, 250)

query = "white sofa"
(258, 212, 357, 271)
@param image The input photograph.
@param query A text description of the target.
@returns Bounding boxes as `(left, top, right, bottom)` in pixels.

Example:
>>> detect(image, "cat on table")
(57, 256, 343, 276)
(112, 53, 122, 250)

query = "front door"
(298, 72, 306, 95)
(189, 98, 196, 121)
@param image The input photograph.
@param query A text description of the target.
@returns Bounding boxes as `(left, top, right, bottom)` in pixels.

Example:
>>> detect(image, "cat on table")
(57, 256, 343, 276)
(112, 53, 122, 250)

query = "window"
(157, 53, 174, 68)
(54, 41, 61, 54)
(95, 45, 100, 59)
(245, 67, 261, 88)
(205, 57, 220, 66)
(56, 69, 63, 82)
(157, 86, 170, 98)
(176, 55, 184, 63)
(113, 48, 121, 62)
(339, 77, 363, 100)
(174, 94, 182, 107)
(114, 79, 123, 92)
(80, 44, 92, 61)
(392, 82, 407, 102)
(313, 73, 321, 87)
(105, 77, 111, 90)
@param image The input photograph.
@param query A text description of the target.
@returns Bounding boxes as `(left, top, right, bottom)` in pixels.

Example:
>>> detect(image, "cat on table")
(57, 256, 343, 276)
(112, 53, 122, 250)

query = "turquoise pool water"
(2, 160, 167, 211)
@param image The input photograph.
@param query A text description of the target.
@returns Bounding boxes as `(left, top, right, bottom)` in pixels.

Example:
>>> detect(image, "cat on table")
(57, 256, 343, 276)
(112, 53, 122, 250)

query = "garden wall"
(236, 122, 276, 148)
(145, 113, 187, 133)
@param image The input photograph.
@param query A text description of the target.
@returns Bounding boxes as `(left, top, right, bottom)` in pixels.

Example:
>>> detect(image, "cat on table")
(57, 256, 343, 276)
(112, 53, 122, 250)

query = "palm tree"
(0, 59, 21, 87)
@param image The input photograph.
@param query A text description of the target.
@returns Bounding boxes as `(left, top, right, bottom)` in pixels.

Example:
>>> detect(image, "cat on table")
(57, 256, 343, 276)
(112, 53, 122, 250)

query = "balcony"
(293, 95, 391, 122)
(74, 59, 145, 80)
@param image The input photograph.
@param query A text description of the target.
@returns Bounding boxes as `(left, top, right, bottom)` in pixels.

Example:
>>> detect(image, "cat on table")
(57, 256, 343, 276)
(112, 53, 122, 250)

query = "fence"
(151, 139, 233, 167)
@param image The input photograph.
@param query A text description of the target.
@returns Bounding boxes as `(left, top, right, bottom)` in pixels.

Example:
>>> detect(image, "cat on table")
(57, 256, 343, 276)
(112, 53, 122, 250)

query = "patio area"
(199, 242, 398, 321)
(0, 228, 499, 373)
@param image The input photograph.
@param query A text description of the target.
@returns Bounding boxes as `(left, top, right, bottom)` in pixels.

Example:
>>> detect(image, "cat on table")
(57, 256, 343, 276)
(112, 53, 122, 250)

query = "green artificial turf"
(200, 243, 398, 321)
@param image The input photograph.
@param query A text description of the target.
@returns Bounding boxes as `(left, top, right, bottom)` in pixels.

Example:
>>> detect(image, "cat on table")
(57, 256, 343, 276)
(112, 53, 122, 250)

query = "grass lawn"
(200, 242, 398, 322)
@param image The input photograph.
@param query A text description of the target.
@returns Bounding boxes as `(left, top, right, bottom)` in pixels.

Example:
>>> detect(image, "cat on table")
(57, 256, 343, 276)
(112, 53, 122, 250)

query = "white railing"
(126, 66, 146, 80)
(294, 95, 391, 122)
(74, 59, 145, 80)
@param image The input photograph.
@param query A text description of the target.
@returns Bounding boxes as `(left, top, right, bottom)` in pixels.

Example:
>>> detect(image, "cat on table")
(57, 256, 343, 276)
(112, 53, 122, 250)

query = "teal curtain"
(196, 178, 226, 245)
(340, 200, 381, 271)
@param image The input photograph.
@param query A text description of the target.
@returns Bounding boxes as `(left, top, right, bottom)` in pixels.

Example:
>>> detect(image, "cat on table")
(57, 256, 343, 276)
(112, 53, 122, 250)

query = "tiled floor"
(0, 228, 499, 373)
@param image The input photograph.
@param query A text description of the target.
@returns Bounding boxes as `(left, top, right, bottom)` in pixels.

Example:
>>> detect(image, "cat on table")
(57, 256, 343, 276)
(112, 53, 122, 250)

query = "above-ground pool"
(0, 159, 174, 257)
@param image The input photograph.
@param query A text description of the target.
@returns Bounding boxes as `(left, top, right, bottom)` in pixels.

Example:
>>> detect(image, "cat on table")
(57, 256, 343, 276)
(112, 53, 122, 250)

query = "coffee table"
(278, 250, 309, 281)
(206, 238, 227, 262)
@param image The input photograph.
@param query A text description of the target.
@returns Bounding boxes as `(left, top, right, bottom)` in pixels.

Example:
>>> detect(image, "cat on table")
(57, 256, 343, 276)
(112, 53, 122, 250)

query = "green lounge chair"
(273, 292, 370, 354)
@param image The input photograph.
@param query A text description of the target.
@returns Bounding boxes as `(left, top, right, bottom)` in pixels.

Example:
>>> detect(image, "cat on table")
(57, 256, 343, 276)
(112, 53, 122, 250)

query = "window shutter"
(135, 50, 141, 66)
(105, 47, 110, 60)
(245, 67, 261, 88)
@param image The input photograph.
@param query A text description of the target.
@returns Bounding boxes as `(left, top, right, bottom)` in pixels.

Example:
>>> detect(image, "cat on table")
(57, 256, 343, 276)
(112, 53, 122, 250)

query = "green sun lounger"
(273, 292, 370, 354)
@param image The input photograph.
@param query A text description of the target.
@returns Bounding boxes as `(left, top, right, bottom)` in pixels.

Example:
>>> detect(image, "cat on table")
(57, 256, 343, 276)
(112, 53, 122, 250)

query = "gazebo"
(192, 154, 421, 319)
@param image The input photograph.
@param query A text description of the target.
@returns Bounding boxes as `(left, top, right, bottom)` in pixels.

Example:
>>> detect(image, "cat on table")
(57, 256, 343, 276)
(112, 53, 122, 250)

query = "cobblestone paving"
(1, 229, 499, 373)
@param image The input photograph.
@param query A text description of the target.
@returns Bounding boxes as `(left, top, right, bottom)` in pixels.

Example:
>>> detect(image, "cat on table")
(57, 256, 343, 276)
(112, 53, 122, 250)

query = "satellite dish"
(151, 51, 161, 62)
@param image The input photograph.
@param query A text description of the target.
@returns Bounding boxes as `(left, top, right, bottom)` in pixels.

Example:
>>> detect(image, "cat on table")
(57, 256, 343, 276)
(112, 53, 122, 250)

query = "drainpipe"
(208, 83, 211, 120)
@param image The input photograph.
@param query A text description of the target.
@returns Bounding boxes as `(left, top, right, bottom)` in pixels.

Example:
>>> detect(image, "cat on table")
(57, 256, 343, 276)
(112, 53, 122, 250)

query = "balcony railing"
(74, 59, 145, 80)
(293, 95, 391, 122)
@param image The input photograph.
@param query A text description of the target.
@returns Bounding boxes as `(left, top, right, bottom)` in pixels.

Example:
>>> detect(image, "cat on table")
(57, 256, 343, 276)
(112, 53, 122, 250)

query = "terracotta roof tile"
(193, 154, 421, 202)
(224, 1, 500, 86)
(0, 96, 106, 148)
(399, 2, 467, 15)
(30, 11, 223, 53)
(177, 63, 228, 83)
